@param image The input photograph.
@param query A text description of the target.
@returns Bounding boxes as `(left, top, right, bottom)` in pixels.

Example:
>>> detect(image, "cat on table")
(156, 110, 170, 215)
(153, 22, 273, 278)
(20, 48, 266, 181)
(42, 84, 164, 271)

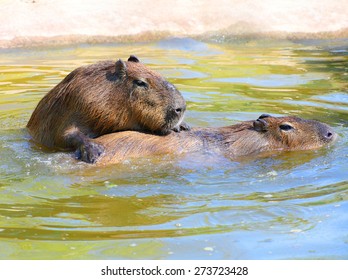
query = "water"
(0, 38, 347, 259)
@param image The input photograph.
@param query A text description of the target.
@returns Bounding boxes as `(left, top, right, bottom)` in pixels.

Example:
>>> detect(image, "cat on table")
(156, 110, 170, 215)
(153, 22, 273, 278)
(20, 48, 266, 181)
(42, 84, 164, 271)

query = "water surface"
(0, 38, 347, 259)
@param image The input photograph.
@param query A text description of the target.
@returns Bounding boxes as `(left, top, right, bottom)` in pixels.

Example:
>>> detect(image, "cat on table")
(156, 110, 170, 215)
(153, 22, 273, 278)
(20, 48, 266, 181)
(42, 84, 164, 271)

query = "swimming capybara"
(92, 114, 336, 165)
(27, 55, 188, 163)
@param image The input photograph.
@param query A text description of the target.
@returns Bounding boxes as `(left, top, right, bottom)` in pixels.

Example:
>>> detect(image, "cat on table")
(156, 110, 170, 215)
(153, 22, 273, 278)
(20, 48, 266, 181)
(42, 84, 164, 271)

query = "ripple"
(0, 40, 347, 259)
(211, 73, 329, 87)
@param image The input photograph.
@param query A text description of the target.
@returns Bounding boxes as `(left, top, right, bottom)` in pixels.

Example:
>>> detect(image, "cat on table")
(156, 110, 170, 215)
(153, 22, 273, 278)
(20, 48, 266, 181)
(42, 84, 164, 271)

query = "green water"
(0, 38, 347, 259)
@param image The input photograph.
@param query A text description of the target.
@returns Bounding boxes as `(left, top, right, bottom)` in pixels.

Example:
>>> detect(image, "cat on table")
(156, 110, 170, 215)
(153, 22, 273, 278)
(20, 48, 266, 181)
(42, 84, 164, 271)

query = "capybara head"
(113, 55, 186, 134)
(252, 114, 337, 150)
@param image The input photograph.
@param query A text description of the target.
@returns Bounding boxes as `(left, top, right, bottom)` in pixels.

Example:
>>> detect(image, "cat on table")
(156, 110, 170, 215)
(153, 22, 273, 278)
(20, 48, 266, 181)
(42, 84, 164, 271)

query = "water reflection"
(0, 39, 347, 259)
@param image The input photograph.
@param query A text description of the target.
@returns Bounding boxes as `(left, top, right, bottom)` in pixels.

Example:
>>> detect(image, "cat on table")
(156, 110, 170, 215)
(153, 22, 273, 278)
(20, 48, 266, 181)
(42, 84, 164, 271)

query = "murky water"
(0, 38, 347, 259)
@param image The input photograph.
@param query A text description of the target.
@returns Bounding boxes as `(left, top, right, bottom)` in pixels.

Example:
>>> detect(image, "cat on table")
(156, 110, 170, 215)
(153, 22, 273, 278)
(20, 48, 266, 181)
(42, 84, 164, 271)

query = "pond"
(0, 38, 347, 259)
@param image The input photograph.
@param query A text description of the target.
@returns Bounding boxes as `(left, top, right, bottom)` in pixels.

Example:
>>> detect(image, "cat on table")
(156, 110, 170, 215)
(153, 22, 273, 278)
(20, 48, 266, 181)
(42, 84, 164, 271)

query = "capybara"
(92, 114, 336, 165)
(27, 55, 188, 163)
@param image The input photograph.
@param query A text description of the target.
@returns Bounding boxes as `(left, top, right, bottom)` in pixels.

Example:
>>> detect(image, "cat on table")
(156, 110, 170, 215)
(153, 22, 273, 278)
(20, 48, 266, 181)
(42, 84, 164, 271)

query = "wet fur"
(27, 57, 186, 162)
(93, 116, 336, 165)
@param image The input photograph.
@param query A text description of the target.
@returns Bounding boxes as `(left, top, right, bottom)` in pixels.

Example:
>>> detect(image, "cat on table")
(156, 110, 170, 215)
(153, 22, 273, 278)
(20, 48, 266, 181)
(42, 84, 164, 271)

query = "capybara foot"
(173, 122, 191, 132)
(75, 142, 105, 163)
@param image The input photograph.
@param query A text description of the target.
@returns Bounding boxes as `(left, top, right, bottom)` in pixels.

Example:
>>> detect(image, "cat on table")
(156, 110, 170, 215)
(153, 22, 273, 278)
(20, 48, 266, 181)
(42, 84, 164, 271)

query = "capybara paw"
(172, 122, 191, 132)
(180, 122, 191, 131)
(75, 142, 105, 164)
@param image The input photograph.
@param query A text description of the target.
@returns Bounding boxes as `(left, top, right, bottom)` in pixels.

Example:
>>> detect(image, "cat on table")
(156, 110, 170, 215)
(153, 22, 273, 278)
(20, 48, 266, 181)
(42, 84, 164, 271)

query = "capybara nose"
(322, 128, 337, 142)
(325, 130, 334, 140)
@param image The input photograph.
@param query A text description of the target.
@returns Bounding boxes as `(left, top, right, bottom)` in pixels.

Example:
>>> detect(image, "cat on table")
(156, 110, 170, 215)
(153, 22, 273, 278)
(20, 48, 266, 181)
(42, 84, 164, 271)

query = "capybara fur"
(27, 55, 188, 163)
(92, 114, 336, 165)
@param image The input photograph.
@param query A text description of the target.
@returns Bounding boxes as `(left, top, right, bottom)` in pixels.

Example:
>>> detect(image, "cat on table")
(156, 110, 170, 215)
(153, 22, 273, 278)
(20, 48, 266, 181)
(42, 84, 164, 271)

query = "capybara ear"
(128, 55, 140, 63)
(253, 118, 268, 132)
(115, 59, 127, 80)
(258, 114, 271, 119)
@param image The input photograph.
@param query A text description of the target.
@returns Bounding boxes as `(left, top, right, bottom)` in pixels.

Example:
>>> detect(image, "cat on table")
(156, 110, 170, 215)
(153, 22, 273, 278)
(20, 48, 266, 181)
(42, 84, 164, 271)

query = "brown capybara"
(27, 55, 188, 163)
(91, 114, 336, 165)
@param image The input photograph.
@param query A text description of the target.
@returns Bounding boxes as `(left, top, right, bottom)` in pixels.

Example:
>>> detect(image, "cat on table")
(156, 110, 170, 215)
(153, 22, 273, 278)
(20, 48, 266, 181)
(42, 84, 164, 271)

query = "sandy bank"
(0, 0, 347, 48)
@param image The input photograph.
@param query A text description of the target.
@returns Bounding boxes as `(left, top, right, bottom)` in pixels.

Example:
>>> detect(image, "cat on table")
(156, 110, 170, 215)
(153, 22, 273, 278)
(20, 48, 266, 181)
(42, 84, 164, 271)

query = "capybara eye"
(133, 79, 148, 88)
(279, 124, 294, 131)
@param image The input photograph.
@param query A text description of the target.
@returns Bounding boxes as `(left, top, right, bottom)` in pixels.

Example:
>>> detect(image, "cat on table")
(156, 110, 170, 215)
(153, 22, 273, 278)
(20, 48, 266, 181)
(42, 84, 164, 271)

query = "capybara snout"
(316, 122, 336, 143)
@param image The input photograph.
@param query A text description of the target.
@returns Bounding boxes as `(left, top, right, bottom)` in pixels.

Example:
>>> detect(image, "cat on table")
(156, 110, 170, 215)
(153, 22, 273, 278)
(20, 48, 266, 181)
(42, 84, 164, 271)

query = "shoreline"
(1, 0, 347, 49)
(1, 28, 348, 49)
